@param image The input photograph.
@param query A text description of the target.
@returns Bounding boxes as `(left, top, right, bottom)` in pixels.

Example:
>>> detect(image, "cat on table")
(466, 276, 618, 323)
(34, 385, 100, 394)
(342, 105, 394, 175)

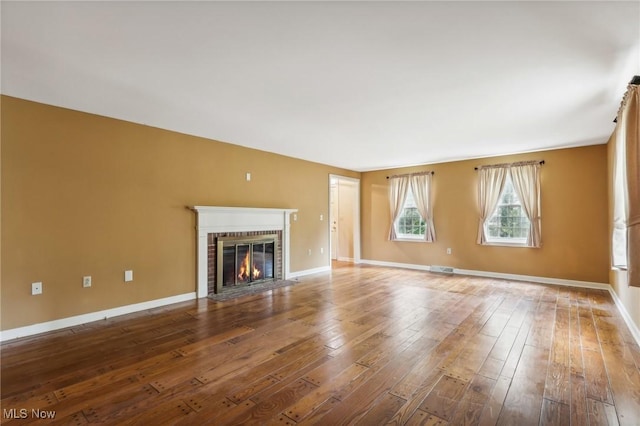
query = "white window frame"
(394, 188, 426, 241)
(484, 175, 530, 246)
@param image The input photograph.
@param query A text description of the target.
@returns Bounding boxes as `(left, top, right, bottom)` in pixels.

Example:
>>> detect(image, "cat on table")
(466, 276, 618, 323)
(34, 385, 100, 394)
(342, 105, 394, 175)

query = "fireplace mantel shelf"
(191, 206, 298, 214)
(190, 206, 298, 297)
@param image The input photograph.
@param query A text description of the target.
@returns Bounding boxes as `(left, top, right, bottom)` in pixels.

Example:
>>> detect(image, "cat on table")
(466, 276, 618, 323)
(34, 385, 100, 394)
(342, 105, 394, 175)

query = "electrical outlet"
(293, 214, 298, 221)
(31, 282, 42, 295)
(124, 270, 133, 282)
(83, 276, 92, 288)
(246, 172, 251, 181)
(320, 247, 324, 254)
(320, 214, 323, 221)
(446, 248, 452, 255)
(307, 249, 312, 256)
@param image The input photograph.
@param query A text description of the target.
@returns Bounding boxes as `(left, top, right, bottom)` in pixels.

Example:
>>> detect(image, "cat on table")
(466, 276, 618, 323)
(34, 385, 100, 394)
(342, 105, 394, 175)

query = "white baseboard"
(606, 287, 640, 347)
(0, 292, 197, 342)
(454, 267, 610, 290)
(288, 265, 331, 279)
(4, 263, 640, 349)
(360, 259, 609, 289)
(360, 258, 640, 346)
(359, 259, 432, 272)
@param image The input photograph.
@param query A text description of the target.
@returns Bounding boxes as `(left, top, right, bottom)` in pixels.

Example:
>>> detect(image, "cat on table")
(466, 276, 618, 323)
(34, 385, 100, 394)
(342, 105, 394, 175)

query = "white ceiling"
(2, 1, 639, 171)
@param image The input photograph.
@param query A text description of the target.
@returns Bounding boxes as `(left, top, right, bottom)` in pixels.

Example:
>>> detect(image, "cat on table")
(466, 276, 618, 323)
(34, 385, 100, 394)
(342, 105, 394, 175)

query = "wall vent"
(430, 265, 454, 274)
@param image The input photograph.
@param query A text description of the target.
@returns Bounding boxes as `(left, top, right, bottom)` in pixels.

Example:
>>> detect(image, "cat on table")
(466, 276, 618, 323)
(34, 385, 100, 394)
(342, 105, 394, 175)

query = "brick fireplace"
(190, 206, 297, 297)
(207, 231, 282, 294)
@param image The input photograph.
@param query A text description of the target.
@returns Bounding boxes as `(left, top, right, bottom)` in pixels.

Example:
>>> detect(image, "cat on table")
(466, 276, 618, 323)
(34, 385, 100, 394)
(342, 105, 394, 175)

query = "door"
(329, 175, 360, 264)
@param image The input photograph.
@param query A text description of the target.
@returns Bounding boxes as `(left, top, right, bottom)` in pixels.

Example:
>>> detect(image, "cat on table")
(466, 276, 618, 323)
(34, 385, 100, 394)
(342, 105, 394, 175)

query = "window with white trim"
(395, 189, 426, 239)
(485, 175, 530, 244)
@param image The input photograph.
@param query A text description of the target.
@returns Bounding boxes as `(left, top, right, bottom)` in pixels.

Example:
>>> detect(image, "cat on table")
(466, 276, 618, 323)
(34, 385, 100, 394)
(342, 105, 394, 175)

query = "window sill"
(392, 237, 428, 243)
(482, 241, 532, 248)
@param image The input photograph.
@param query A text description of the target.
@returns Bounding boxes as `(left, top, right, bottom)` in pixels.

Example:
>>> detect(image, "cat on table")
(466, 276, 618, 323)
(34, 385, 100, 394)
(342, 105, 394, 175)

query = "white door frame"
(328, 174, 361, 264)
(330, 182, 339, 260)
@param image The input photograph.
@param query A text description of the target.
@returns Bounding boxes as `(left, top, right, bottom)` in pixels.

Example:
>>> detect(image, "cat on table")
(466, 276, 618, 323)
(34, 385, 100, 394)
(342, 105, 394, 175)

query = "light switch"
(124, 270, 133, 282)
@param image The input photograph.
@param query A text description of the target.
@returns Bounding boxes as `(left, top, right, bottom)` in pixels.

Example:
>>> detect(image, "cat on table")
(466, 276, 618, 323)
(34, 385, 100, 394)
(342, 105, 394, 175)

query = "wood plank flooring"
(2, 262, 640, 425)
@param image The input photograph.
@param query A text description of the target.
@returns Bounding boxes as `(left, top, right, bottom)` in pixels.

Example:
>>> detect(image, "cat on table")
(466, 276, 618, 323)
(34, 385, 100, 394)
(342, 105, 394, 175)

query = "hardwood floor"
(2, 263, 640, 425)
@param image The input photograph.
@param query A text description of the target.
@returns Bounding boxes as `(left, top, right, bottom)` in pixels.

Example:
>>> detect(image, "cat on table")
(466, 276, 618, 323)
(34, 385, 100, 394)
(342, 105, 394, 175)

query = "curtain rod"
(474, 160, 544, 171)
(386, 171, 434, 179)
(613, 75, 640, 123)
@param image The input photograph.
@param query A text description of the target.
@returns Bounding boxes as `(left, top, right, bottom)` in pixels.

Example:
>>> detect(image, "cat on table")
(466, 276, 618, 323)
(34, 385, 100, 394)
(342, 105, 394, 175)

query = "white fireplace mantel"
(190, 206, 298, 297)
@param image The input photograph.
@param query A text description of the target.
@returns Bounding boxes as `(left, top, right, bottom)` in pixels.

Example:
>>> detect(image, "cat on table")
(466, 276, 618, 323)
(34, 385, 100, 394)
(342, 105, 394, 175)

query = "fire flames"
(238, 251, 261, 281)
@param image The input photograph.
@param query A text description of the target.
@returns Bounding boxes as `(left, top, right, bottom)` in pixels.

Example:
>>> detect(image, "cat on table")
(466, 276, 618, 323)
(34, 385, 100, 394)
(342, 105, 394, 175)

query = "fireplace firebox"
(216, 235, 277, 292)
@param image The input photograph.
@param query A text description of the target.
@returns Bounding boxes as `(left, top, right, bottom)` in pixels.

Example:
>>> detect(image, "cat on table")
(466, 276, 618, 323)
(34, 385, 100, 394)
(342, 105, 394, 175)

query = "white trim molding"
(190, 206, 298, 297)
(328, 175, 361, 265)
(360, 258, 640, 346)
(359, 259, 609, 289)
(0, 292, 196, 342)
(359, 259, 432, 272)
(607, 288, 640, 347)
(454, 267, 610, 290)
(288, 265, 331, 279)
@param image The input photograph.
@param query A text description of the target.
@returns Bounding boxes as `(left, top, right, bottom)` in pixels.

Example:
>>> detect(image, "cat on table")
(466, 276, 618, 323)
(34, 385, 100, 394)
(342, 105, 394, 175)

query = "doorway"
(329, 175, 360, 264)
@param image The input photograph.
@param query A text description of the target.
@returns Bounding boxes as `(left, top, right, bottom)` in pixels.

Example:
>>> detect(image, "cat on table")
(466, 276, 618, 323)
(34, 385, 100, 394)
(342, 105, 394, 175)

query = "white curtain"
(476, 166, 508, 244)
(410, 174, 436, 242)
(619, 83, 640, 286)
(388, 175, 409, 240)
(510, 162, 542, 248)
(612, 119, 629, 269)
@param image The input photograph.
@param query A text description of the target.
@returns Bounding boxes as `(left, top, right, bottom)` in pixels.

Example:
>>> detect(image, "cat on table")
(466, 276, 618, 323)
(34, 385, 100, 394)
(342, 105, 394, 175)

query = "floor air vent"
(430, 265, 454, 274)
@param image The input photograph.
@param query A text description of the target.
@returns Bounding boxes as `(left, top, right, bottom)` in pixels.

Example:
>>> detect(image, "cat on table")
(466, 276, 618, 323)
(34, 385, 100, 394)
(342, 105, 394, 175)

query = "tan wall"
(607, 130, 640, 331)
(1, 95, 618, 331)
(362, 145, 610, 283)
(1, 96, 358, 330)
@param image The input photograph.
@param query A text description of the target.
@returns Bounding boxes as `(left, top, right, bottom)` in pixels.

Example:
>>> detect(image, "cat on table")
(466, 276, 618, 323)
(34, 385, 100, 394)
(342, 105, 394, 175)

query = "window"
(477, 162, 541, 247)
(395, 189, 426, 239)
(388, 172, 435, 242)
(484, 175, 530, 244)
